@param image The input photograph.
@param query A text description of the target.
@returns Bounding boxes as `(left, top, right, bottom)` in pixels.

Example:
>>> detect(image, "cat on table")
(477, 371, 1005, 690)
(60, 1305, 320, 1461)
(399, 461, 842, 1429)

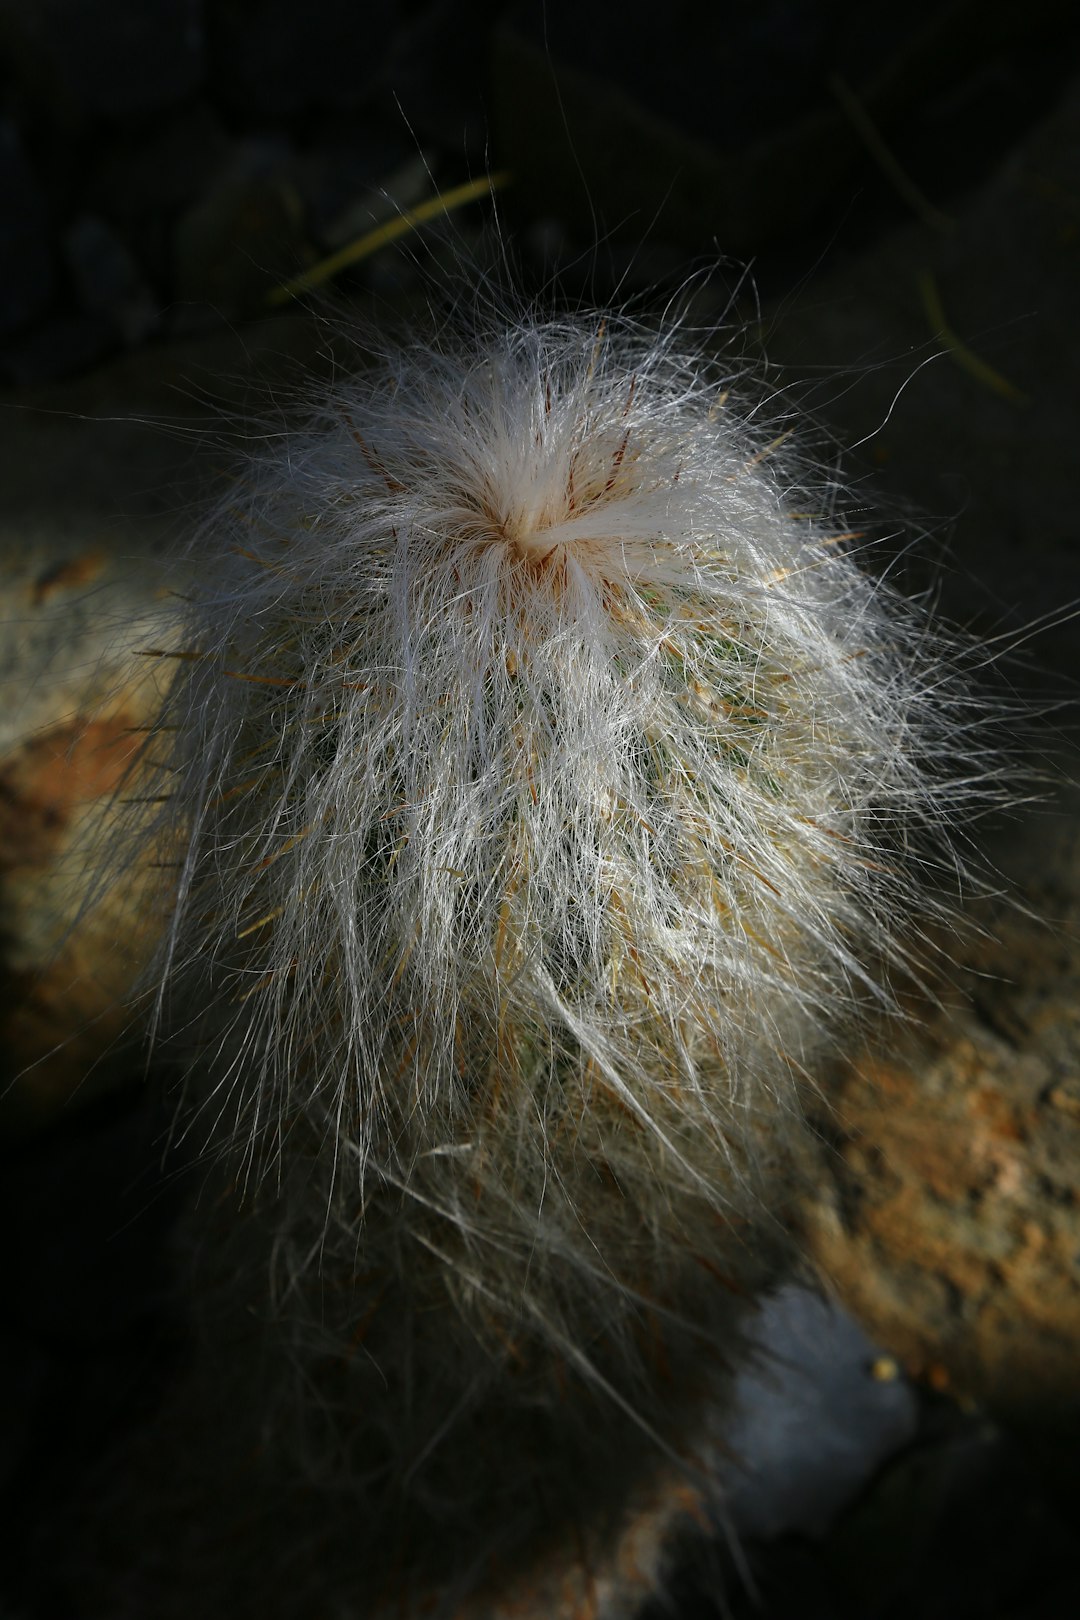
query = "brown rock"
(803, 803, 1080, 1426)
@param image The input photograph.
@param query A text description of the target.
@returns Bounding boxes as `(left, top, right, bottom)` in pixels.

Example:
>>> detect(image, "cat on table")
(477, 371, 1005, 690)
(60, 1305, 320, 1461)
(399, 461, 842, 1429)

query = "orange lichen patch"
(0, 710, 165, 1132)
(30, 549, 105, 604)
(0, 714, 142, 868)
(968, 1082, 1026, 1143)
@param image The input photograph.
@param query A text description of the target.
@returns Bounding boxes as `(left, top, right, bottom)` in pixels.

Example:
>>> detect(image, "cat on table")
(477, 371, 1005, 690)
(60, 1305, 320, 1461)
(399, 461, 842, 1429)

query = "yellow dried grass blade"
(266, 172, 510, 307)
(830, 74, 954, 235)
(918, 271, 1031, 406)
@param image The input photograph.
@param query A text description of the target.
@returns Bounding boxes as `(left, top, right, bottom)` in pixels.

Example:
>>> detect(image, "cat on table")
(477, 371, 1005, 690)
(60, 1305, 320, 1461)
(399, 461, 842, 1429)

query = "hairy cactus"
(114, 306, 984, 1610)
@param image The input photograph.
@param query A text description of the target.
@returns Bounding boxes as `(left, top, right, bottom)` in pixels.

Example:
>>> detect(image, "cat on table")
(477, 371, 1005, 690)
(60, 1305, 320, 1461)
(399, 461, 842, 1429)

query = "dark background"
(2, 0, 1078, 379)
